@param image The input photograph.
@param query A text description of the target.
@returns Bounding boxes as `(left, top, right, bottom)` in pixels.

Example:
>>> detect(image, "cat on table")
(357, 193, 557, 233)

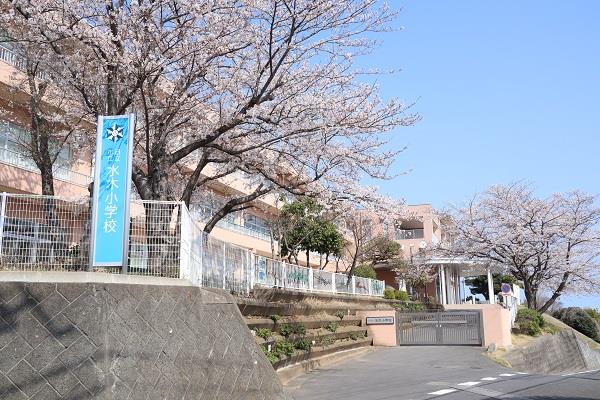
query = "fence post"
(0, 192, 6, 257)
(282, 262, 287, 290)
(331, 273, 336, 294)
(308, 268, 314, 292)
(368, 279, 372, 296)
(352, 275, 356, 295)
(222, 242, 226, 290)
(248, 251, 255, 295)
(198, 231, 204, 287)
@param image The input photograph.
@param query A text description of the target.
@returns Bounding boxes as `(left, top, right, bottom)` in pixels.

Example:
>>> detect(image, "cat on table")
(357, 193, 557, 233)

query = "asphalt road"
(286, 347, 600, 400)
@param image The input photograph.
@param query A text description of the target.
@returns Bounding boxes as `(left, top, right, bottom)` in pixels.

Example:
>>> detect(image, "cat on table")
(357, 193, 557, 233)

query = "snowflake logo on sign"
(106, 124, 124, 142)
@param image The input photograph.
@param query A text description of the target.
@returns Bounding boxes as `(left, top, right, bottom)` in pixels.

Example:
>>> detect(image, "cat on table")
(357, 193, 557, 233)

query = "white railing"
(0, 44, 49, 80)
(0, 193, 385, 297)
(0, 147, 92, 187)
(190, 207, 271, 241)
(253, 255, 384, 297)
(395, 228, 425, 240)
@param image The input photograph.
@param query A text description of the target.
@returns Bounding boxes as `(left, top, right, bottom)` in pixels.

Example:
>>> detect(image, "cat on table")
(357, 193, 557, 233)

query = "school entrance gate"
(397, 311, 483, 346)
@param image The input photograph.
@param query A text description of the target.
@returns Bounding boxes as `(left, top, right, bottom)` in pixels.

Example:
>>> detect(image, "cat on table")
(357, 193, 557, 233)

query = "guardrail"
(0, 193, 385, 297)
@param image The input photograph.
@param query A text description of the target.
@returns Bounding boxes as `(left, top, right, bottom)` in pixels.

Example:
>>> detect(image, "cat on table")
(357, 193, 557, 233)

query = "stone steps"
(245, 315, 362, 330)
(272, 336, 373, 370)
(255, 325, 369, 348)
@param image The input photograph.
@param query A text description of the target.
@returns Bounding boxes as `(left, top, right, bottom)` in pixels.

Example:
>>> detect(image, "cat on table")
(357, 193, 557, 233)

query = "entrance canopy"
(425, 257, 502, 305)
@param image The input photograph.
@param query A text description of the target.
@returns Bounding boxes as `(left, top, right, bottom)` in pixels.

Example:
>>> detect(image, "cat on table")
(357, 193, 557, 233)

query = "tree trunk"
(538, 272, 570, 314)
(523, 279, 538, 309)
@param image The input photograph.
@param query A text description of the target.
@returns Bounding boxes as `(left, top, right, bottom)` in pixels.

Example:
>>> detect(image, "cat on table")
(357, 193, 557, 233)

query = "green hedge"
(554, 307, 600, 342)
(353, 264, 378, 279)
(515, 308, 545, 336)
(384, 289, 410, 301)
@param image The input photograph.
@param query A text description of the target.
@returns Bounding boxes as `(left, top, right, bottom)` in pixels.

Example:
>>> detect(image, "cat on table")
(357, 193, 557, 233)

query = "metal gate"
(397, 311, 482, 346)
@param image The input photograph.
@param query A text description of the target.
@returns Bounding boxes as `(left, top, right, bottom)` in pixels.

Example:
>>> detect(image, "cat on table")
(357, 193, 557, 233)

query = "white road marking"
(499, 373, 516, 377)
(562, 369, 600, 377)
(516, 372, 528, 375)
(480, 377, 498, 381)
(427, 389, 457, 395)
(457, 381, 480, 387)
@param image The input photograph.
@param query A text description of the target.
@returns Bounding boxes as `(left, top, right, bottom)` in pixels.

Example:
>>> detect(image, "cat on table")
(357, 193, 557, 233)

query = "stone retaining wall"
(0, 277, 285, 399)
(505, 330, 600, 374)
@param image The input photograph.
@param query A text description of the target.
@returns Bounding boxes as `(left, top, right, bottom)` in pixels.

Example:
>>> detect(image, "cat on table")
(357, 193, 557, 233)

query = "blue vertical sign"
(90, 114, 135, 269)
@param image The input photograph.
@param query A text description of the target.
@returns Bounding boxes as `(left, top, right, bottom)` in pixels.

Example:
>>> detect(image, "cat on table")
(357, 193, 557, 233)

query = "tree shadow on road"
(517, 397, 599, 400)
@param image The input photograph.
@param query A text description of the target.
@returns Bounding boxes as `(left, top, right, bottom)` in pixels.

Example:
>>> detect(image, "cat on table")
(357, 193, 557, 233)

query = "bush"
(393, 302, 427, 312)
(335, 310, 346, 320)
(279, 324, 294, 337)
(292, 324, 306, 335)
(584, 308, 600, 324)
(319, 336, 335, 346)
(384, 289, 410, 301)
(255, 328, 272, 340)
(269, 314, 281, 324)
(273, 340, 295, 357)
(394, 290, 409, 301)
(325, 321, 339, 332)
(554, 307, 600, 342)
(353, 264, 377, 279)
(261, 345, 279, 365)
(515, 308, 545, 336)
(294, 339, 312, 351)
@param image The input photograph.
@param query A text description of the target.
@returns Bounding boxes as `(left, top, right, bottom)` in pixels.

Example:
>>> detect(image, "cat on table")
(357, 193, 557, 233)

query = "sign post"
(89, 114, 135, 272)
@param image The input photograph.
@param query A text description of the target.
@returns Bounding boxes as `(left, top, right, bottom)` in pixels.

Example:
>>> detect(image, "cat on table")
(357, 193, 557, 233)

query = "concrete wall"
(505, 330, 600, 374)
(0, 273, 285, 399)
(447, 304, 512, 348)
(355, 310, 397, 347)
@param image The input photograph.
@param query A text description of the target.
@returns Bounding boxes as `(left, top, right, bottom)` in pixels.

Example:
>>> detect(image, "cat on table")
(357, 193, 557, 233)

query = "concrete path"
(286, 347, 600, 400)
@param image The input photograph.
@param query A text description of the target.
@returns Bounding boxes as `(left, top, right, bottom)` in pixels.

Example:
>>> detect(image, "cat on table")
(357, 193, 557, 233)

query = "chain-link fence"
(0, 194, 90, 271)
(0, 193, 384, 296)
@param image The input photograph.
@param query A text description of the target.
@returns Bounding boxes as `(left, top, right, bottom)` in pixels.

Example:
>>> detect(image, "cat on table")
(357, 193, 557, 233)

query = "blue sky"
(362, 1, 600, 308)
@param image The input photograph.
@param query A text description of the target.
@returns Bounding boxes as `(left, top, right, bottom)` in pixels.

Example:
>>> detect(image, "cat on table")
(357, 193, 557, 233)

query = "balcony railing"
(0, 44, 49, 80)
(0, 147, 92, 187)
(190, 208, 272, 242)
(395, 228, 425, 240)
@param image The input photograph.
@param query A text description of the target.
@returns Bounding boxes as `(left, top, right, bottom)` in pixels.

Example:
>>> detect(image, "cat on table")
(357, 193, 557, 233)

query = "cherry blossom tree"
(0, 30, 89, 195)
(444, 183, 600, 312)
(4, 0, 414, 232)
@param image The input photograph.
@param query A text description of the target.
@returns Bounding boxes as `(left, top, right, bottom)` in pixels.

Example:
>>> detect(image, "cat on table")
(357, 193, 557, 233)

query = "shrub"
(353, 264, 377, 279)
(261, 345, 279, 365)
(584, 308, 600, 324)
(295, 339, 312, 351)
(515, 308, 544, 336)
(255, 328, 272, 340)
(319, 336, 335, 346)
(273, 340, 295, 357)
(292, 324, 306, 335)
(554, 307, 600, 342)
(279, 324, 294, 337)
(384, 289, 410, 301)
(325, 321, 339, 332)
(335, 310, 346, 320)
(394, 290, 409, 301)
(393, 302, 427, 312)
(269, 314, 281, 324)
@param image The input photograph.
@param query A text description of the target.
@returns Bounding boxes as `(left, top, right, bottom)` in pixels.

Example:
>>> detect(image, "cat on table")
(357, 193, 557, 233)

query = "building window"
(243, 213, 270, 237)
